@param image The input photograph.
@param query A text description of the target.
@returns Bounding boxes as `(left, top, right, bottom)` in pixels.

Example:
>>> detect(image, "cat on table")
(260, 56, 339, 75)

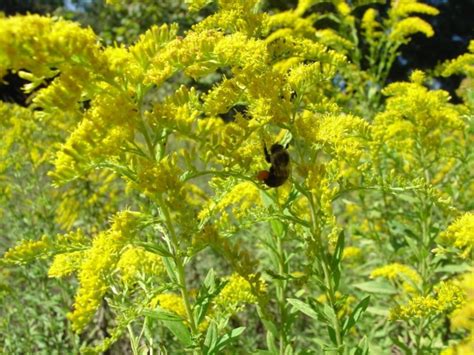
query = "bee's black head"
(270, 143, 285, 154)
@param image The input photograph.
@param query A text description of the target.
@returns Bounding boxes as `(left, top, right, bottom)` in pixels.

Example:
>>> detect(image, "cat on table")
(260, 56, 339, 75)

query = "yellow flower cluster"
(150, 293, 187, 319)
(361, 8, 381, 40)
(67, 211, 141, 332)
(450, 271, 474, 330)
(372, 72, 465, 175)
(317, 290, 356, 319)
(442, 40, 474, 78)
(441, 271, 474, 354)
(390, 281, 465, 321)
(0, 15, 109, 79)
(48, 251, 85, 278)
(50, 86, 138, 183)
(54, 171, 124, 231)
(390, 0, 439, 18)
(3, 235, 50, 264)
(437, 212, 474, 259)
(388, 0, 438, 43)
(193, 0, 266, 36)
(0, 102, 41, 173)
(116, 246, 165, 284)
(185, 0, 212, 12)
(371, 263, 422, 294)
(213, 181, 263, 219)
(3, 229, 89, 266)
(135, 155, 183, 197)
(389, 17, 435, 42)
(342, 246, 362, 262)
(214, 273, 258, 313)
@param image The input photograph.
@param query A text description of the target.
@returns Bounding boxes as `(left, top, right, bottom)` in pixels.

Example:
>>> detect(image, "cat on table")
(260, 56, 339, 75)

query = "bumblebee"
(257, 143, 290, 188)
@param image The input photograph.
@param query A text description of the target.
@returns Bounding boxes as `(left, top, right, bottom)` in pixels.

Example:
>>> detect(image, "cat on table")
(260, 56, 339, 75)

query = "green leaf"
(327, 325, 338, 346)
(342, 296, 370, 335)
(283, 185, 300, 208)
(215, 327, 246, 352)
(284, 344, 294, 355)
(142, 310, 193, 345)
(287, 298, 320, 321)
(266, 330, 278, 354)
(195, 269, 226, 325)
(435, 263, 472, 274)
(331, 231, 345, 270)
(143, 308, 183, 321)
(258, 307, 279, 338)
(270, 218, 285, 238)
(135, 241, 173, 257)
(265, 269, 290, 281)
(366, 307, 389, 317)
(204, 322, 218, 352)
(162, 319, 192, 346)
(353, 280, 397, 295)
(350, 336, 369, 355)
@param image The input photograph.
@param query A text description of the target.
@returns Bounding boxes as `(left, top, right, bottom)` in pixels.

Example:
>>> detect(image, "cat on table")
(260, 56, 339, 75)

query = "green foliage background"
(0, 0, 473, 354)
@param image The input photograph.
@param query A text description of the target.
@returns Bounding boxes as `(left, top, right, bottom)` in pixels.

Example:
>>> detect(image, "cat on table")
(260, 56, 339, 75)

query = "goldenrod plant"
(0, 0, 473, 353)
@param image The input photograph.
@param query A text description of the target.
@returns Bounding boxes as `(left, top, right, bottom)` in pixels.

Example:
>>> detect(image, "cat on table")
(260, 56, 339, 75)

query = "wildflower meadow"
(0, 0, 473, 353)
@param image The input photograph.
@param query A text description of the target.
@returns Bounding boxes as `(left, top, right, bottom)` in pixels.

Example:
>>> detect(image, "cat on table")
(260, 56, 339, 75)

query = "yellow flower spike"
(203, 78, 244, 116)
(389, 17, 435, 42)
(186, 0, 212, 12)
(335, 0, 351, 17)
(3, 235, 50, 264)
(372, 77, 465, 175)
(409, 69, 426, 85)
(130, 23, 179, 70)
(362, 8, 381, 39)
(442, 40, 474, 78)
(390, 0, 439, 18)
(315, 29, 355, 52)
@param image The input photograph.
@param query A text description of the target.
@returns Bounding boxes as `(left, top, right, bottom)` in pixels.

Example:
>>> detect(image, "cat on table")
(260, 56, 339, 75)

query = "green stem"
(157, 194, 199, 348)
(307, 193, 344, 352)
(276, 235, 288, 355)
